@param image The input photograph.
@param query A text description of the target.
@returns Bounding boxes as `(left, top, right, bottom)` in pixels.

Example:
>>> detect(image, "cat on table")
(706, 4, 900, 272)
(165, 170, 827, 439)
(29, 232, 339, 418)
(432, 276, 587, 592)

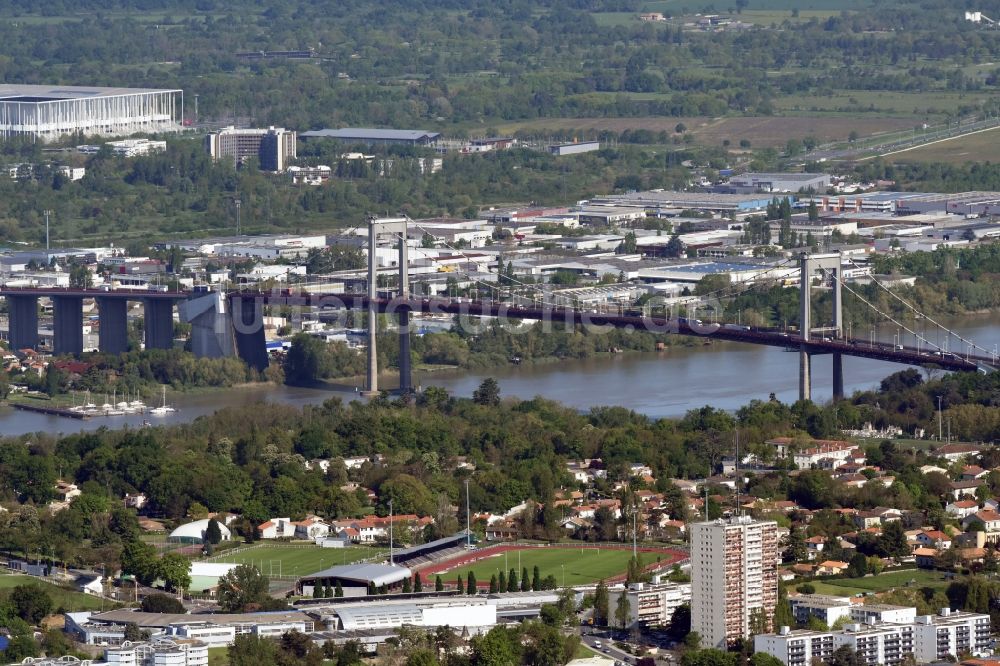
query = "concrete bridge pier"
(143, 299, 175, 350)
(52, 296, 84, 356)
(97, 297, 129, 355)
(832, 352, 844, 401)
(8, 295, 38, 351)
(799, 349, 811, 403)
(231, 296, 268, 372)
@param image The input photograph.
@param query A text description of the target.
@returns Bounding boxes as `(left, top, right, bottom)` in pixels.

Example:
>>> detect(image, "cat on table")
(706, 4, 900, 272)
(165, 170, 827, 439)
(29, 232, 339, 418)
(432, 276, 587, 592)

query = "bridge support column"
(832, 352, 844, 401)
(8, 295, 38, 351)
(143, 299, 174, 350)
(97, 297, 129, 355)
(231, 296, 268, 372)
(53, 296, 84, 356)
(364, 220, 379, 396)
(799, 349, 811, 403)
(397, 234, 411, 394)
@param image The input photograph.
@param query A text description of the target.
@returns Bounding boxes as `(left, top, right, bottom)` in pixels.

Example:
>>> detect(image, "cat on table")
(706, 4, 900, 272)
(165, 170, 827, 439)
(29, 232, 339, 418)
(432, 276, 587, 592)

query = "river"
(2, 316, 998, 436)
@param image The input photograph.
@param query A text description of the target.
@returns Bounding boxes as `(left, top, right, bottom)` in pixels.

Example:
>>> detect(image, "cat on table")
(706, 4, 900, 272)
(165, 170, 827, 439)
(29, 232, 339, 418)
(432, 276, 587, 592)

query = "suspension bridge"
(1, 216, 996, 403)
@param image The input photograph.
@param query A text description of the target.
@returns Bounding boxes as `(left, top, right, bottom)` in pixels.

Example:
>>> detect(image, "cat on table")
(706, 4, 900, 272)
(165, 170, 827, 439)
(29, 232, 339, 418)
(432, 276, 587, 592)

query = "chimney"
(779, 626, 791, 636)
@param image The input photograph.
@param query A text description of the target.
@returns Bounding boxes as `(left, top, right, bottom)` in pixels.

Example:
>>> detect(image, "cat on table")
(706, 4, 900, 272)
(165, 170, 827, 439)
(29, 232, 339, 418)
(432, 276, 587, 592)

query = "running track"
(413, 543, 688, 589)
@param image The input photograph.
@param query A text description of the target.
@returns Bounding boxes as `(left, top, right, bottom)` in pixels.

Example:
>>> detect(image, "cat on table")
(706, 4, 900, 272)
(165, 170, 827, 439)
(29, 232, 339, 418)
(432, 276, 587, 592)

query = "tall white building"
(691, 516, 779, 648)
(912, 609, 992, 662)
(104, 638, 209, 666)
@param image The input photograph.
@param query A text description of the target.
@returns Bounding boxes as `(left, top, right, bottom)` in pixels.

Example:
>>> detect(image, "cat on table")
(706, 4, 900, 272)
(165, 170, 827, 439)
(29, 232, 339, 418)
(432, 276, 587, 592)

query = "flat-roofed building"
(300, 128, 441, 146)
(726, 172, 832, 193)
(787, 594, 853, 627)
(206, 126, 296, 171)
(913, 609, 992, 662)
(754, 627, 836, 666)
(0, 84, 182, 142)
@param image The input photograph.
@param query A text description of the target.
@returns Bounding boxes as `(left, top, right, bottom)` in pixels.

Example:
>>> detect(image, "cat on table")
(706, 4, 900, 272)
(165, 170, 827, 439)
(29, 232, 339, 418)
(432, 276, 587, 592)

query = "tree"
(750, 654, 784, 666)
(877, 521, 910, 559)
(467, 571, 477, 594)
(141, 593, 185, 613)
(335, 582, 344, 597)
(406, 648, 440, 666)
(498, 570, 506, 592)
(665, 234, 684, 258)
(507, 568, 518, 593)
(847, 552, 869, 579)
(159, 553, 191, 592)
(666, 603, 691, 641)
(10, 584, 53, 624)
(456, 573, 464, 592)
(284, 333, 331, 384)
(784, 529, 807, 563)
(218, 564, 269, 611)
(228, 634, 279, 666)
(521, 566, 529, 592)
(473, 378, 501, 406)
(472, 626, 520, 666)
(614, 592, 631, 630)
(413, 574, 422, 593)
(205, 518, 222, 545)
(490, 574, 498, 594)
(532, 566, 541, 591)
(594, 579, 609, 627)
(807, 200, 819, 222)
(435, 575, 443, 591)
(314, 583, 325, 598)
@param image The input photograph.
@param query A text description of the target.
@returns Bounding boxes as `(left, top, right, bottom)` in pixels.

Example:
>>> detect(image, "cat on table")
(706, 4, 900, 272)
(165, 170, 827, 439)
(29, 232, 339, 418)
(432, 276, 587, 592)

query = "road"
(580, 628, 636, 665)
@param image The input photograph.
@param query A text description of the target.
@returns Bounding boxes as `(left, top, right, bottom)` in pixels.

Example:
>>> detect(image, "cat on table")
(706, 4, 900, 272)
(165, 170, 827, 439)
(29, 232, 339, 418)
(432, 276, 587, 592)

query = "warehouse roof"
(89, 609, 312, 628)
(300, 128, 440, 141)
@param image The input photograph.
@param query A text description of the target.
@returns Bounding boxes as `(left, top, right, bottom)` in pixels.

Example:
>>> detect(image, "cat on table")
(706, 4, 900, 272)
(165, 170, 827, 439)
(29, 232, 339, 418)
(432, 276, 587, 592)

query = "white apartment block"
(691, 516, 779, 648)
(850, 604, 916, 626)
(754, 628, 835, 666)
(609, 582, 691, 628)
(833, 623, 915, 666)
(913, 609, 992, 662)
(788, 594, 853, 627)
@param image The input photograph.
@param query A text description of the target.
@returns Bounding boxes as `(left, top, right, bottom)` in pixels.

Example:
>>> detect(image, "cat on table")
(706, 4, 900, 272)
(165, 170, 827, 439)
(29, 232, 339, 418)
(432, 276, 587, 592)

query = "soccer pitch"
(205, 544, 387, 578)
(444, 547, 657, 587)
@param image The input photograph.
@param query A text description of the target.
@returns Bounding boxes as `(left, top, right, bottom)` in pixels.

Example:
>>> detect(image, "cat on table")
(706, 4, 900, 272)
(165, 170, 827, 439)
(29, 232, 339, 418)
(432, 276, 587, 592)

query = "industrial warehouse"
(0, 84, 183, 141)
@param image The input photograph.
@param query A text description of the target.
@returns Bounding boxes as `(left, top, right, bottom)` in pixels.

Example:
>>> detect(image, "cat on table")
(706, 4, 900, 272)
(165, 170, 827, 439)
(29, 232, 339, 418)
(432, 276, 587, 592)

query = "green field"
(445, 547, 658, 587)
(886, 125, 1000, 164)
(774, 90, 986, 118)
(0, 574, 114, 612)
(204, 544, 387, 578)
(797, 569, 951, 597)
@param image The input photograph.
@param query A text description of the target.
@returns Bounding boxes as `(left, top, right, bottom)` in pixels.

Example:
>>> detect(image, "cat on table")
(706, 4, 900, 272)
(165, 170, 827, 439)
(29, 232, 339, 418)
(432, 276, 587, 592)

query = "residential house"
(950, 480, 986, 501)
(962, 466, 989, 481)
(947, 499, 980, 519)
(916, 530, 953, 550)
(258, 518, 295, 539)
(935, 443, 985, 462)
(915, 547, 939, 568)
(485, 525, 518, 541)
(293, 516, 330, 540)
(962, 511, 1000, 545)
(124, 493, 147, 510)
(854, 507, 901, 529)
(805, 536, 827, 560)
(816, 560, 850, 575)
(54, 480, 81, 502)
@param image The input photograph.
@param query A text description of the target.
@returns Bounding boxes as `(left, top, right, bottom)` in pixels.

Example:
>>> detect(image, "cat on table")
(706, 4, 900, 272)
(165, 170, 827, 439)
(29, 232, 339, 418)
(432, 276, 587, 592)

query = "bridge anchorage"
(0, 230, 996, 404)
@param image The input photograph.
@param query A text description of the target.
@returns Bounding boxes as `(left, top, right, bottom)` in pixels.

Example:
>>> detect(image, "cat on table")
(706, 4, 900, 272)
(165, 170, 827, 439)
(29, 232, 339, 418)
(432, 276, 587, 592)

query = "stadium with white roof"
(0, 84, 183, 142)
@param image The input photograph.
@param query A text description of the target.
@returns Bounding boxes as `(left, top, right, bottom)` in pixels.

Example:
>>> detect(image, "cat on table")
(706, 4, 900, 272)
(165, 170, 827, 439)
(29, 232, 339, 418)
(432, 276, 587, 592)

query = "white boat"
(149, 386, 176, 416)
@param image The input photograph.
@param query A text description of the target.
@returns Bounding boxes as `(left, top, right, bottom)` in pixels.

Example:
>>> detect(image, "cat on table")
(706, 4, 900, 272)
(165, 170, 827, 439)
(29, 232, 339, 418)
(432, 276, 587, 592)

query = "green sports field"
(205, 544, 387, 578)
(441, 547, 662, 587)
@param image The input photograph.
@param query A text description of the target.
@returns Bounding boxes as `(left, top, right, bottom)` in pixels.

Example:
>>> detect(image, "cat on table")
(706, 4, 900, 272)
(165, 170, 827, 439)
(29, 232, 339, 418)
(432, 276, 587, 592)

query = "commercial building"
(105, 638, 208, 666)
(691, 516, 779, 648)
(316, 597, 497, 633)
(591, 190, 774, 216)
(549, 141, 600, 156)
(299, 128, 441, 146)
(726, 173, 832, 193)
(0, 84, 183, 142)
(205, 126, 297, 171)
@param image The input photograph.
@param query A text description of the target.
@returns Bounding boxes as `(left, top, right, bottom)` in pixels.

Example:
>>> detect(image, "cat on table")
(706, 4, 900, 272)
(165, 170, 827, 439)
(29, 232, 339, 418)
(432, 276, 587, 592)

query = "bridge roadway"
(0, 287, 992, 373)
(234, 291, 995, 373)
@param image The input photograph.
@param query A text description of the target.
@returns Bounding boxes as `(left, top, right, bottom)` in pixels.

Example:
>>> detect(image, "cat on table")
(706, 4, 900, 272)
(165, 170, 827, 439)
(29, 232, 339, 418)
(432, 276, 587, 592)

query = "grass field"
(886, 125, 1000, 164)
(204, 544, 387, 578)
(496, 115, 915, 147)
(441, 547, 658, 587)
(796, 569, 951, 597)
(0, 574, 113, 612)
(774, 90, 986, 118)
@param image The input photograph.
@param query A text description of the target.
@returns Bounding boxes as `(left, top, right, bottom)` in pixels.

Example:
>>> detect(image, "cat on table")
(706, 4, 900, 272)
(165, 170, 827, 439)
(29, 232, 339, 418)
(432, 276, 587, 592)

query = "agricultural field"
(773, 90, 987, 119)
(0, 573, 113, 612)
(795, 569, 951, 597)
(204, 544, 387, 578)
(424, 546, 680, 588)
(885, 125, 1000, 164)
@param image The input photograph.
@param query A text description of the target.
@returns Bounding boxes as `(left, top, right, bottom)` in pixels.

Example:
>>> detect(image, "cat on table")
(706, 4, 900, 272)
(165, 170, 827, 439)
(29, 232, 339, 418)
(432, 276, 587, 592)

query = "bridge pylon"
(364, 216, 412, 396)
(798, 251, 845, 402)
